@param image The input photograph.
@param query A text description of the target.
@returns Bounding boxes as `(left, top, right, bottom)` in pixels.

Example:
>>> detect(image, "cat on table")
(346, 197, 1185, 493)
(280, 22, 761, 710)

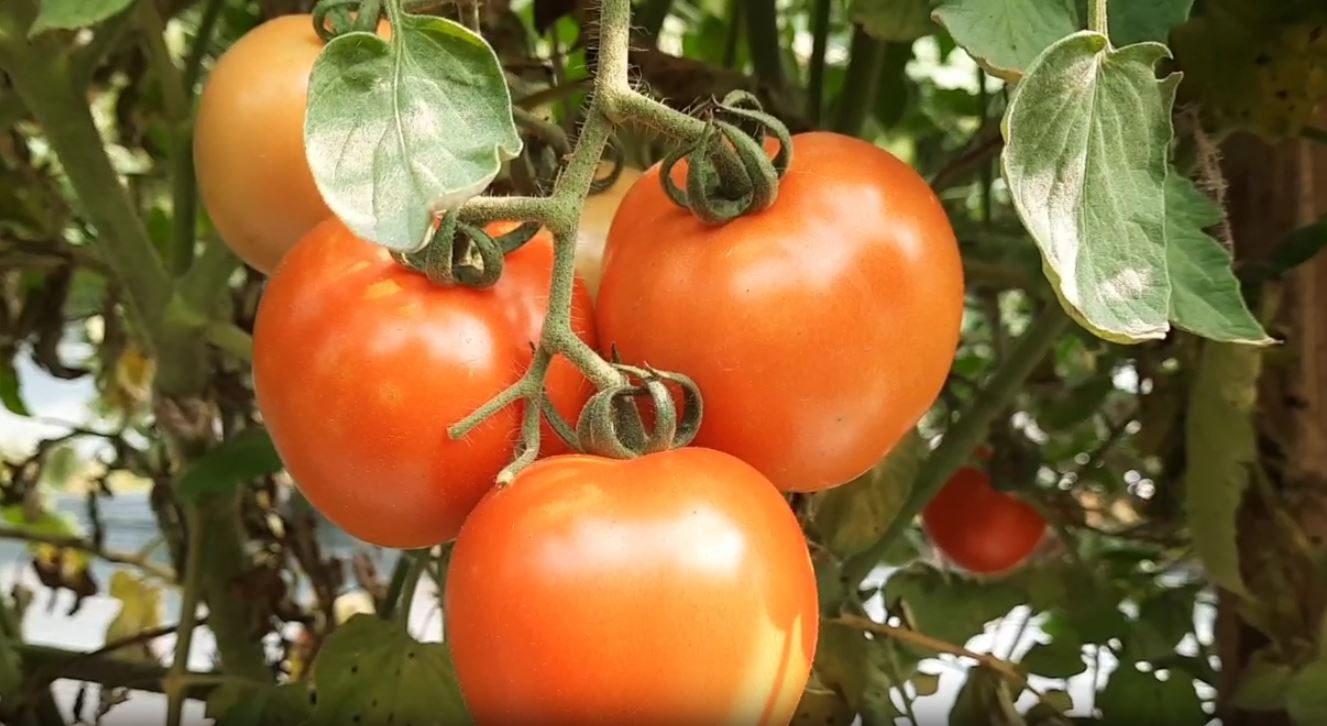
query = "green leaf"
(305, 12, 522, 252)
(1102, 0, 1193, 45)
(1002, 33, 1179, 344)
(1229, 649, 1294, 712)
(932, 0, 1079, 80)
(1098, 667, 1205, 724)
(207, 682, 313, 726)
(0, 360, 28, 416)
(812, 623, 902, 723)
(852, 0, 934, 41)
(1287, 659, 1327, 724)
(28, 0, 133, 35)
(177, 427, 283, 502)
(1245, 215, 1327, 283)
(1183, 342, 1262, 597)
(309, 614, 471, 725)
(1021, 638, 1086, 679)
(884, 565, 1024, 648)
(790, 685, 857, 726)
(950, 666, 1024, 726)
(812, 431, 923, 557)
(1165, 175, 1272, 345)
(1125, 586, 1195, 662)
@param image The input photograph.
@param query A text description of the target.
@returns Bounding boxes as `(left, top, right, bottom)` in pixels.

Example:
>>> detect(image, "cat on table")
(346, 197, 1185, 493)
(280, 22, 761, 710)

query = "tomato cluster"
(230, 16, 964, 724)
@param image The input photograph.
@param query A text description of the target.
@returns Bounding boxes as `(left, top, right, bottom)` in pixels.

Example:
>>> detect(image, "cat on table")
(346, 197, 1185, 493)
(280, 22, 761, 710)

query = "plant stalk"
(1088, 0, 1108, 37)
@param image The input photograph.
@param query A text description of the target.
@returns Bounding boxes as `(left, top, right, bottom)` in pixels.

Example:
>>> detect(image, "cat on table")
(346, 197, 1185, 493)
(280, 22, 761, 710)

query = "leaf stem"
(806, 0, 832, 125)
(164, 505, 203, 726)
(0, 526, 176, 581)
(1088, 0, 1108, 37)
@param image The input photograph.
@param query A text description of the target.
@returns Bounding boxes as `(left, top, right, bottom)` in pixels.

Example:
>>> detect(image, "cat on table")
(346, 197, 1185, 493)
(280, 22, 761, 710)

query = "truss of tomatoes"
(225, 22, 964, 716)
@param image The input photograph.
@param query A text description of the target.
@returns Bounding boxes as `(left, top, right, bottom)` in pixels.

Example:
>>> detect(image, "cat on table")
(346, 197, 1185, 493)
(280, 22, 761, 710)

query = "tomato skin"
(921, 466, 1047, 574)
(577, 165, 644, 298)
(595, 132, 964, 493)
(253, 218, 594, 548)
(194, 15, 332, 273)
(446, 448, 818, 726)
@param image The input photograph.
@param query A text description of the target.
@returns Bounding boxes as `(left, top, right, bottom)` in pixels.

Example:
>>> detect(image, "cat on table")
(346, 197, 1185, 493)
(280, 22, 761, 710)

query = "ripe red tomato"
(194, 15, 339, 273)
(253, 218, 594, 548)
(595, 132, 964, 493)
(922, 466, 1047, 574)
(446, 448, 818, 725)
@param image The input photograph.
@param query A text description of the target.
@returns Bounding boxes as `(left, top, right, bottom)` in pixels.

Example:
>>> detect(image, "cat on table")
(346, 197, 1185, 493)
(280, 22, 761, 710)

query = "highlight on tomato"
(595, 131, 964, 493)
(445, 447, 819, 725)
(921, 464, 1048, 575)
(252, 218, 595, 548)
(195, 15, 366, 273)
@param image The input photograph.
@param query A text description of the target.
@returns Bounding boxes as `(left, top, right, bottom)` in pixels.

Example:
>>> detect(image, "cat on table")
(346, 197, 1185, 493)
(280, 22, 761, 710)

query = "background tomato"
(577, 164, 644, 298)
(253, 218, 595, 548)
(922, 465, 1048, 574)
(446, 447, 818, 725)
(194, 15, 341, 273)
(595, 132, 964, 493)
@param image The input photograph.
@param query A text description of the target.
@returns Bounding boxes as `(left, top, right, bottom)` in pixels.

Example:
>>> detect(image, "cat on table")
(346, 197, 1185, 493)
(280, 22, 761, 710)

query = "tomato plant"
(445, 447, 818, 725)
(252, 218, 595, 548)
(194, 15, 334, 273)
(596, 131, 964, 493)
(921, 465, 1048, 575)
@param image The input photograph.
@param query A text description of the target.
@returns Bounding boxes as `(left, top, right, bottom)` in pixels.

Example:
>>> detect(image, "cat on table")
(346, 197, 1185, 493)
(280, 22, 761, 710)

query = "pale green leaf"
(1098, 667, 1205, 724)
(306, 13, 521, 251)
(852, 0, 933, 42)
(309, 614, 471, 725)
(1002, 32, 1178, 343)
(812, 431, 923, 557)
(1165, 175, 1272, 345)
(1184, 342, 1262, 597)
(932, 0, 1078, 80)
(29, 0, 132, 35)
(177, 427, 283, 502)
(1287, 660, 1327, 724)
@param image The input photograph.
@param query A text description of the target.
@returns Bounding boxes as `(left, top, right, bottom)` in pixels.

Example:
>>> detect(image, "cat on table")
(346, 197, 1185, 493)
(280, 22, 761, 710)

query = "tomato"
(195, 15, 342, 273)
(445, 448, 818, 725)
(253, 218, 595, 548)
(921, 465, 1047, 574)
(577, 164, 644, 298)
(595, 132, 964, 492)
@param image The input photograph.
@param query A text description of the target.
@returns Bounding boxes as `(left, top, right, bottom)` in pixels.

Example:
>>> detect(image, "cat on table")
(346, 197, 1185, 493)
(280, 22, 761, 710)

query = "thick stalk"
(843, 305, 1070, 584)
(833, 25, 886, 136)
(806, 0, 831, 125)
(744, 0, 784, 88)
(192, 491, 269, 679)
(1088, 0, 1108, 37)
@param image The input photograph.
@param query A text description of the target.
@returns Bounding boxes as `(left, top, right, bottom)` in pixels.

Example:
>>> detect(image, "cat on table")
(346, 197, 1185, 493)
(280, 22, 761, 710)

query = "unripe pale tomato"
(253, 218, 595, 548)
(446, 448, 818, 725)
(596, 132, 964, 492)
(922, 465, 1047, 574)
(195, 15, 343, 273)
(576, 164, 644, 298)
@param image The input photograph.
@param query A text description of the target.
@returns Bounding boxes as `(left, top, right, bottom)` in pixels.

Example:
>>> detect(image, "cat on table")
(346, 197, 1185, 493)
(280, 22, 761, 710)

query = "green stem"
(165, 505, 204, 726)
(806, 0, 831, 126)
(379, 554, 412, 621)
(204, 322, 253, 363)
(833, 25, 886, 136)
(1088, 0, 1108, 37)
(722, 0, 742, 69)
(136, 0, 188, 122)
(637, 0, 673, 42)
(744, 0, 784, 87)
(15, 644, 220, 700)
(183, 0, 226, 92)
(394, 553, 426, 630)
(842, 305, 1070, 584)
(192, 491, 269, 680)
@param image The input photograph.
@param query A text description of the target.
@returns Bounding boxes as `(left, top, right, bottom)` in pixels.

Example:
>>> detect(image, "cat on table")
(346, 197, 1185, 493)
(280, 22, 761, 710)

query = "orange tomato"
(595, 132, 964, 492)
(922, 466, 1047, 574)
(253, 218, 594, 548)
(446, 448, 818, 725)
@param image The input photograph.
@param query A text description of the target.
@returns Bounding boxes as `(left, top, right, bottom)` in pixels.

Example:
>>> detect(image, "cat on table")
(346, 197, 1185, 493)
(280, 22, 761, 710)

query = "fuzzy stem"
(1088, 0, 1108, 37)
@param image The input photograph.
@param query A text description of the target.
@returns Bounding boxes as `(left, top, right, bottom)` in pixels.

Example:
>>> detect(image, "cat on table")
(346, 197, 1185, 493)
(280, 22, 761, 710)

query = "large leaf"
(1183, 342, 1262, 597)
(812, 431, 923, 557)
(1002, 32, 1179, 343)
(28, 0, 133, 35)
(883, 565, 1024, 648)
(306, 12, 522, 251)
(1098, 667, 1205, 724)
(177, 427, 283, 502)
(852, 0, 933, 42)
(1021, 637, 1086, 679)
(207, 682, 313, 726)
(1103, 0, 1194, 46)
(932, 0, 1079, 80)
(1165, 175, 1272, 344)
(309, 614, 471, 725)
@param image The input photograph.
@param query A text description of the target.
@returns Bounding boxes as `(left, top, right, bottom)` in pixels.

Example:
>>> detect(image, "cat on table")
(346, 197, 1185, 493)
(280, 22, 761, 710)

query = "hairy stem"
(1088, 0, 1108, 37)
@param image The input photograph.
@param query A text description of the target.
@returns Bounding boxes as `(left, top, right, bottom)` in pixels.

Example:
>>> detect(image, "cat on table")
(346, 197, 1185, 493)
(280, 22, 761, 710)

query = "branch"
(843, 305, 1070, 584)
(0, 526, 175, 581)
(14, 644, 218, 700)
